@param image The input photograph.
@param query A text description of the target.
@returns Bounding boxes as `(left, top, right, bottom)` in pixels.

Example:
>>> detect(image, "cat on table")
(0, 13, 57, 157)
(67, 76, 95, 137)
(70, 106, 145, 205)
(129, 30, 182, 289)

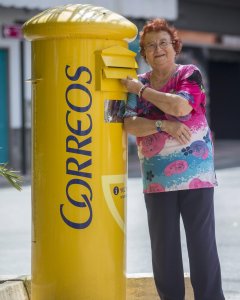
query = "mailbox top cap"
(23, 4, 138, 42)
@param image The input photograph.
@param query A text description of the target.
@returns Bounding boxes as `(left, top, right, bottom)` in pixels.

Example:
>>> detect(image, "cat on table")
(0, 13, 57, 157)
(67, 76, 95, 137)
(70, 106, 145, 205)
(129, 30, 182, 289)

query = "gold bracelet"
(138, 85, 148, 98)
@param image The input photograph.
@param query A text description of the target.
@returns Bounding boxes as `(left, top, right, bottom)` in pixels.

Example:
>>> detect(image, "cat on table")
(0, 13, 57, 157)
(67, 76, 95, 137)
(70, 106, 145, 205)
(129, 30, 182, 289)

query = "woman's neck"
(150, 63, 177, 89)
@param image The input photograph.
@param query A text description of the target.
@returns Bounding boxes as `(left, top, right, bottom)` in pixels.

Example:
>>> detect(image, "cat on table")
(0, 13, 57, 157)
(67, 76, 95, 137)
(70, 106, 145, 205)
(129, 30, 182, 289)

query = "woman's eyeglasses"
(144, 41, 173, 52)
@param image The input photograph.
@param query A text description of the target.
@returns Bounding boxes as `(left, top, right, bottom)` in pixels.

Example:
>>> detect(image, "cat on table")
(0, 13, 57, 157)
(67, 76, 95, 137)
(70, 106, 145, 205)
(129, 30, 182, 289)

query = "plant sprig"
(0, 163, 23, 191)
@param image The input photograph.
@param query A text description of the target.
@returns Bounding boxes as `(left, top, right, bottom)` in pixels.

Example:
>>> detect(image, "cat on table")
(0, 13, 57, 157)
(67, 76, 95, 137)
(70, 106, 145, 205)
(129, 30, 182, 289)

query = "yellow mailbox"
(23, 4, 138, 300)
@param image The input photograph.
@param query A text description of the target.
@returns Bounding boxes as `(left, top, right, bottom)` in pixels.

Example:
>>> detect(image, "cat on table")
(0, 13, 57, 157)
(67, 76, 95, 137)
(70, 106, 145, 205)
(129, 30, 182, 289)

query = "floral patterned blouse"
(124, 64, 218, 193)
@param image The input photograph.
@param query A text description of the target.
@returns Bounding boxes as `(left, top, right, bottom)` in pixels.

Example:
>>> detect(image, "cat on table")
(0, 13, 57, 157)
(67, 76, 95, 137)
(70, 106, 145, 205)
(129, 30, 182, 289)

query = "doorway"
(209, 59, 240, 139)
(0, 49, 9, 163)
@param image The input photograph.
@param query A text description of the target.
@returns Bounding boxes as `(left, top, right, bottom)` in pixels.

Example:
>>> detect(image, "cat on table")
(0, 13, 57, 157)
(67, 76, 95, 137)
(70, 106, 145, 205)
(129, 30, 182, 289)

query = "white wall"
(24, 40, 32, 128)
(0, 0, 178, 20)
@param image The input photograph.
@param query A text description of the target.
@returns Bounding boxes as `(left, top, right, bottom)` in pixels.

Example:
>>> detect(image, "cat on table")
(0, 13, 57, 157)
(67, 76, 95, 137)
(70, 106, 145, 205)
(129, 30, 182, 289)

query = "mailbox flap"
(103, 68, 137, 80)
(102, 55, 138, 69)
(96, 45, 138, 92)
(101, 45, 138, 69)
(100, 45, 136, 56)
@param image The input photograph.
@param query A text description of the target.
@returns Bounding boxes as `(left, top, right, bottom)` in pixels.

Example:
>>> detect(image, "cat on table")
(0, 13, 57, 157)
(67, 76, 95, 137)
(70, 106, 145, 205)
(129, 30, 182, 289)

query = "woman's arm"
(124, 116, 156, 137)
(121, 78, 192, 117)
(124, 117, 191, 145)
(142, 88, 192, 117)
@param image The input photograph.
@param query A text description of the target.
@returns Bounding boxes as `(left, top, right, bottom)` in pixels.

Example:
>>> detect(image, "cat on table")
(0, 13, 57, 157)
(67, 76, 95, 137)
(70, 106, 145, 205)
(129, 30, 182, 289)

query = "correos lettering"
(60, 65, 93, 229)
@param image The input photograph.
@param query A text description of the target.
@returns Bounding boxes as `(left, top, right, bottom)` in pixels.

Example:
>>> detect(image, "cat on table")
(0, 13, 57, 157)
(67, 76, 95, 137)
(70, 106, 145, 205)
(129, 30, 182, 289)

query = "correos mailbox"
(23, 4, 138, 300)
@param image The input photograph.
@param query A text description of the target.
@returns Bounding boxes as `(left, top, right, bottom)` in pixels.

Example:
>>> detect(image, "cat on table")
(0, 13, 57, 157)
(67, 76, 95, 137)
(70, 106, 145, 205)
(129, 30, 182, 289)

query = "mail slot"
(96, 45, 138, 91)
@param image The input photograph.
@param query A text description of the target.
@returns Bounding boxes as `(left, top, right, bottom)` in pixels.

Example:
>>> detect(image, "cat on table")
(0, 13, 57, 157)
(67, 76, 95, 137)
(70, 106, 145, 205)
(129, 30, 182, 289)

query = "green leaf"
(0, 163, 23, 191)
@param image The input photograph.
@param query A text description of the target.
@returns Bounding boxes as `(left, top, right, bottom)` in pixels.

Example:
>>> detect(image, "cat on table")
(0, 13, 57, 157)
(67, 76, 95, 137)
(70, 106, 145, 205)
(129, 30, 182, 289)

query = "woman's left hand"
(162, 120, 191, 145)
(121, 77, 143, 94)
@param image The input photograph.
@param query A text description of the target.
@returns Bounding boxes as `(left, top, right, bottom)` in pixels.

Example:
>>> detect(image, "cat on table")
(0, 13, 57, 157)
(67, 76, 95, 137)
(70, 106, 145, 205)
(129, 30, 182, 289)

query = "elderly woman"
(121, 19, 225, 300)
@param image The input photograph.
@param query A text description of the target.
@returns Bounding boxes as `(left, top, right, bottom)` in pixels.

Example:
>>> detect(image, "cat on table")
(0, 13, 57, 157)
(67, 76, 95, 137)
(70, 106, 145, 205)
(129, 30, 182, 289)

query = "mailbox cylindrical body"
(23, 4, 137, 300)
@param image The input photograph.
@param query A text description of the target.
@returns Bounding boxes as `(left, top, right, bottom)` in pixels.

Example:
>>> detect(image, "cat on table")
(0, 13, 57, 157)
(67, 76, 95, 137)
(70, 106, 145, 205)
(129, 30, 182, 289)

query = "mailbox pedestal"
(23, 4, 137, 300)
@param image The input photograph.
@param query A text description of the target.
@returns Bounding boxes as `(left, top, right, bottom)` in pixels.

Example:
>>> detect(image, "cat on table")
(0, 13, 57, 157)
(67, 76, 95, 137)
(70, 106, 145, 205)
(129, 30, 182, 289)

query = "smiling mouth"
(155, 54, 165, 58)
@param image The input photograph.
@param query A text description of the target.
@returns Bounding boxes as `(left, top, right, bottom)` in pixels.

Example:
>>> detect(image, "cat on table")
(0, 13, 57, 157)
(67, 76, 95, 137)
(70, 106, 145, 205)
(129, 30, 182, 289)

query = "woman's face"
(143, 30, 176, 68)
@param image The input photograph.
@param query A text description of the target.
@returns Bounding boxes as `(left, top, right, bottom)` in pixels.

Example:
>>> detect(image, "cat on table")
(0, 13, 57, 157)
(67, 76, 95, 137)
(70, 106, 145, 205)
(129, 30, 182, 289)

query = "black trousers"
(144, 188, 225, 300)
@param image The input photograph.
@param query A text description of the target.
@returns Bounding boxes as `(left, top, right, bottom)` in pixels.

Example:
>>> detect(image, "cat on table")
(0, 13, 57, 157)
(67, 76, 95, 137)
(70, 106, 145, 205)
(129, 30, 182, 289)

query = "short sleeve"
(176, 66, 206, 114)
(123, 92, 138, 118)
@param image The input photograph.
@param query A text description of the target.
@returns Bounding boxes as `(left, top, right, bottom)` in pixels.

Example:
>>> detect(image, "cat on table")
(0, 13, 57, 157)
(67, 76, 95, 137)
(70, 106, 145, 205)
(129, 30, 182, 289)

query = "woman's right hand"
(162, 120, 191, 145)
